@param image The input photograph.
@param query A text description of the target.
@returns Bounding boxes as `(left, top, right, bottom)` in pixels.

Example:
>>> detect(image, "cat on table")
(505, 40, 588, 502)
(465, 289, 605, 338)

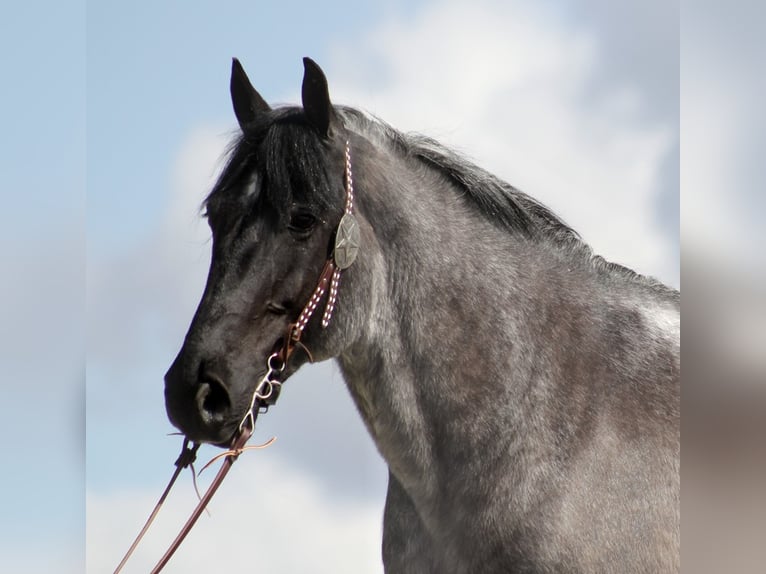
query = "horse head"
(164, 58, 372, 445)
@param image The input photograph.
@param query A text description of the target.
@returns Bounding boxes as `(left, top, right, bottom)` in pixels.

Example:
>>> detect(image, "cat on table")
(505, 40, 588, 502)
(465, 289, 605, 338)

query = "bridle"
(114, 140, 360, 573)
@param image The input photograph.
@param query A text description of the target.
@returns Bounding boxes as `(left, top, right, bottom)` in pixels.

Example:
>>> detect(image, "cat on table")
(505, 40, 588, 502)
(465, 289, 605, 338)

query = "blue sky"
(0, 1, 698, 572)
(0, 1, 85, 571)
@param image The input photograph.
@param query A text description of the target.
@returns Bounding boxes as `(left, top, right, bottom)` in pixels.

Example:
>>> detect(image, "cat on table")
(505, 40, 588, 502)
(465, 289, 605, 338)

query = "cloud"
(87, 454, 384, 573)
(87, 126, 226, 370)
(328, 0, 678, 286)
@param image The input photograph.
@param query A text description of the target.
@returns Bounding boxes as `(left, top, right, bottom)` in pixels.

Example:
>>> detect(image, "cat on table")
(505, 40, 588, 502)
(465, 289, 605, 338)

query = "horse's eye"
(288, 211, 317, 233)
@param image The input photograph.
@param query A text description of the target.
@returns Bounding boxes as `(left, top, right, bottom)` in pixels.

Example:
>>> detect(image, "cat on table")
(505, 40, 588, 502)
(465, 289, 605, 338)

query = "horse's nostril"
(195, 379, 231, 425)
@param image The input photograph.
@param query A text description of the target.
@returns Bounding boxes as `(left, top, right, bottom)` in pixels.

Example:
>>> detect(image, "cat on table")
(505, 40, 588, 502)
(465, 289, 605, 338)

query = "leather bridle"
(114, 140, 360, 573)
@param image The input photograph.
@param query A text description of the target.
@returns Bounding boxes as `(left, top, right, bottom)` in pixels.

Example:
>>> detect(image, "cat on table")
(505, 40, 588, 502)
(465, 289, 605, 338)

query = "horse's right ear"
(230, 58, 271, 130)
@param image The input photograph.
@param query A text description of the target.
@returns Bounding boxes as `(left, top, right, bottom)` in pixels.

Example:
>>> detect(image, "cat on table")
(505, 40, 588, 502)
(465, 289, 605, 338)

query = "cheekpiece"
(333, 213, 360, 269)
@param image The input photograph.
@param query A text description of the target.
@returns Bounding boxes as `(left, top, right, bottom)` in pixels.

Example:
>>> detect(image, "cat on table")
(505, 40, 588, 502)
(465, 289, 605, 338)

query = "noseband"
(115, 140, 360, 573)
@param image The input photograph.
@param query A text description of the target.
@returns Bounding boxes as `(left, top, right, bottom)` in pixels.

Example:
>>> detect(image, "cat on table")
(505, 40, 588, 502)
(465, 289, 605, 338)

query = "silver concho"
(333, 213, 360, 269)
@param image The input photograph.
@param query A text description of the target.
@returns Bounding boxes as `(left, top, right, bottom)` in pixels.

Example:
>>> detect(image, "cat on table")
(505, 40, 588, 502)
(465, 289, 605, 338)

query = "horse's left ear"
(302, 57, 336, 139)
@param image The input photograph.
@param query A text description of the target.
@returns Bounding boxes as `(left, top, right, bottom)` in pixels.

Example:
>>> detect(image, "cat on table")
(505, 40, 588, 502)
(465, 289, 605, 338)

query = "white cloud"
(87, 454, 383, 574)
(163, 126, 231, 248)
(328, 0, 676, 285)
(87, 126, 227, 368)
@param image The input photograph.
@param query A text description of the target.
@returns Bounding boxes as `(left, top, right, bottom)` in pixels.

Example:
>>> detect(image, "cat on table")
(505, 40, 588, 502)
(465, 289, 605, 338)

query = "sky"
(0, 1, 85, 572)
(11, 0, 760, 572)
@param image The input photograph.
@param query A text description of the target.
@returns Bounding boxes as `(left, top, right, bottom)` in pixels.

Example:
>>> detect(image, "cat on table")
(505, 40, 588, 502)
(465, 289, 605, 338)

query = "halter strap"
(280, 139, 359, 364)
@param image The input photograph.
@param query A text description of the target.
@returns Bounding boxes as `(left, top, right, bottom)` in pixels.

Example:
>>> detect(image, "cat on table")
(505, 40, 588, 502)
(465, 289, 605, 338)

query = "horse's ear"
(302, 57, 336, 138)
(230, 58, 270, 130)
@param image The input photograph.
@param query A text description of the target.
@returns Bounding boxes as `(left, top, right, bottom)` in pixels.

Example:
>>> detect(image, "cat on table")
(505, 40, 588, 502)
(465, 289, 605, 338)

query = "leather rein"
(114, 140, 359, 573)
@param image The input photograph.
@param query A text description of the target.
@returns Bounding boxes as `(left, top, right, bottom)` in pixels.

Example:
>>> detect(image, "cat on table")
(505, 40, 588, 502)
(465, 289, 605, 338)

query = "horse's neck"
(336, 144, 553, 502)
(332, 135, 679, 552)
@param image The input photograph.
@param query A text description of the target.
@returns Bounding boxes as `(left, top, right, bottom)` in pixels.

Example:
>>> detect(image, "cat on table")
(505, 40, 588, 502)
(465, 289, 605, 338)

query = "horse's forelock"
(204, 107, 342, 224)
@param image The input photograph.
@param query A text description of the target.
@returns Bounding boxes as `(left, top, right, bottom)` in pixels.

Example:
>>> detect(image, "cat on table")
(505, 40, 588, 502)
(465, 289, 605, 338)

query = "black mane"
(206, 104, 673, 294)
(338, 107, 579, 244)
(209, 105, 577, 240)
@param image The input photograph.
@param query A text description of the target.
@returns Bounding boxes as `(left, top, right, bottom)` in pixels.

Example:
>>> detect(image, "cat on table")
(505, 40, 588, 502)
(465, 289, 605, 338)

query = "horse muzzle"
(164, 354, 241, 446)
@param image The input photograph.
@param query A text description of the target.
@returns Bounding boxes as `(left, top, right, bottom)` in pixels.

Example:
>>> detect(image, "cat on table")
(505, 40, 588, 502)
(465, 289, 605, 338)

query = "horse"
(164, 57, 680, 573)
